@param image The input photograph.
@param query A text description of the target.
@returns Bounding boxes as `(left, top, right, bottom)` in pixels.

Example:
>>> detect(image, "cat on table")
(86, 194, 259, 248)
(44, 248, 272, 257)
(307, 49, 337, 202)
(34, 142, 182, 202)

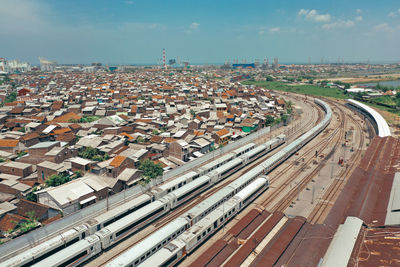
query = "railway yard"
(1, 92, 400, 267)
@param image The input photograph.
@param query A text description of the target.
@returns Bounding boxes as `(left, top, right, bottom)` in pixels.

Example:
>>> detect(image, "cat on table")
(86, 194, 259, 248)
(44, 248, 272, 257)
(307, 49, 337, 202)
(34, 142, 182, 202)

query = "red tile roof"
(0, 213, 26, 232)
(216, 128, 230, 137)
(0, 139, 19, 147)
(109, 155, 126, 168)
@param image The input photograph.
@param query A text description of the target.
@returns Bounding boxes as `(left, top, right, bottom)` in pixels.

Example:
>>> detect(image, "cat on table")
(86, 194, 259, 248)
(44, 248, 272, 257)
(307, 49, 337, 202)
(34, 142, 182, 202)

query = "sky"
(1, 0, 400, 65)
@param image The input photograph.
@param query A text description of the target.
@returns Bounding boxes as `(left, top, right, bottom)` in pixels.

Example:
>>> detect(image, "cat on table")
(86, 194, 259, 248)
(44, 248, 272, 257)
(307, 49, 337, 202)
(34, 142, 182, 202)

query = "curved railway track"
(306, 99, 369, 224)
(89, 97, 322, 266)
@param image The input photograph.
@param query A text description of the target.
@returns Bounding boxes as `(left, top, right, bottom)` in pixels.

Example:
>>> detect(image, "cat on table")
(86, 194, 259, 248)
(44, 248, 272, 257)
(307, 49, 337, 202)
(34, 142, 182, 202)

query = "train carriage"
(30, 235, 101, 267)
(95, 199, 170, 249)
(2, 225, 88, 267)
(84, 193, 152, 234)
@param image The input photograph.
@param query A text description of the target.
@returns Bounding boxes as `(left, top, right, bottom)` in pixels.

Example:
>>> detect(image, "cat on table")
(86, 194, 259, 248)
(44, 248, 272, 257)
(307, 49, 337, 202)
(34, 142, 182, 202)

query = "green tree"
(266, 76, 274, 82)
(265, 115, 275, 126)
(78, 147, 99, 159)
(26, 187, 39, 202)
(136, 136, 145, 143)
(152, 129, 160, 135)
(138, 159, 163, 179)
(281, 114, 289, 125)
(45, 174, 70, 187)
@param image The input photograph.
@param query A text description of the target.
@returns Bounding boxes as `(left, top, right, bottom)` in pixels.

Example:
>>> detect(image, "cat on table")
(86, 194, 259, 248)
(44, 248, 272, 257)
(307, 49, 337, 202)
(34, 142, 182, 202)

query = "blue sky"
(1, 0, 399, 64)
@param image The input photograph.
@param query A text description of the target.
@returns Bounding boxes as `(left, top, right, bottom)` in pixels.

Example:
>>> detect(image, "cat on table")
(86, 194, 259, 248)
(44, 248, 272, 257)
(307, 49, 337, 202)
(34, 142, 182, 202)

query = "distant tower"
(264, 58, 267, 65)
(266, 59, 269, 67)
(273, 58, 278, 68)
(162, 48, 167, 69)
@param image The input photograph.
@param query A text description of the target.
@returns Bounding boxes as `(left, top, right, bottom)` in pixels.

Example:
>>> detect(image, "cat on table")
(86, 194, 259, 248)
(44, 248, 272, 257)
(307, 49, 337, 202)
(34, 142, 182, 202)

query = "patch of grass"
(242, 81, 348, 99)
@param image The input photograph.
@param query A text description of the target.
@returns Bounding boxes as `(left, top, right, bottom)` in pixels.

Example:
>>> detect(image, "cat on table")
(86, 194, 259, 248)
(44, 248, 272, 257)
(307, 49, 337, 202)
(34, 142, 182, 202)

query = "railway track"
(306, 99, 369, 224)
(92, 98, 322, 266)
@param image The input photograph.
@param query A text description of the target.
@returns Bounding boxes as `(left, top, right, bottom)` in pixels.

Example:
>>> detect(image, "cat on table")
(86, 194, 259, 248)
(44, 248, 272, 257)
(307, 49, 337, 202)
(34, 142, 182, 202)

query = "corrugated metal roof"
(385, 172, 400, 225)
(321, 216, 363, 267)
(347, 99, 391, 137)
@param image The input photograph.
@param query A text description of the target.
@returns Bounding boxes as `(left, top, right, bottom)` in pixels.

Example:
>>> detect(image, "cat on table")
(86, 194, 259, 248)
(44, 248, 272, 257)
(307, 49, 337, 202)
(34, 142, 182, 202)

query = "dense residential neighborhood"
(0, 69, 289, 243)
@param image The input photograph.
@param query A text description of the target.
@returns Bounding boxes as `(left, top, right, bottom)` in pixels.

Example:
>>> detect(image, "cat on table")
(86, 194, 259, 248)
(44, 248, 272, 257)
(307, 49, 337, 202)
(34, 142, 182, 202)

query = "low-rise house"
(190, 138, 211, 154)
(169, 140, 190, 162)
(0, 161, 33, 177)
(212, 128, 232, 145)
(116, 168, 143, 189)
(69, 157, 94, 172)
(37, 161, 68, 183)
(44, 146, 76, 163)
(0, 139, 22, 153)
(36, 179, 96, 215)
(106, 155, 133, 178)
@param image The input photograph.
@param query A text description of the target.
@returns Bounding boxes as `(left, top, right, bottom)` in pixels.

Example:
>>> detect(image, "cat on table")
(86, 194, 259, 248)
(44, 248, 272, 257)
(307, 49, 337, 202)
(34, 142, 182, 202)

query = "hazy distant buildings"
(0, 58, 31, 73)
(39, 57, 57, 72)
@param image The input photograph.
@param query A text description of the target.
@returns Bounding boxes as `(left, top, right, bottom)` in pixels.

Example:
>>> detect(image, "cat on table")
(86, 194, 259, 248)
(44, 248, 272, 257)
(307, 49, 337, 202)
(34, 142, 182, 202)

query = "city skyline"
(1, 0, 400, 64)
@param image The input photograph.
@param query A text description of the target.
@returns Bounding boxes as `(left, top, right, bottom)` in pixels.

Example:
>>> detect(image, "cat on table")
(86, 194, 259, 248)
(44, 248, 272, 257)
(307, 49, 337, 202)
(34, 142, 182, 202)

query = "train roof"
(198, 152, 235, 171)
(232, 143, 255, 155)
(208, 158, 243, 177)
(229, 165, 264, 190)
(166, 175, 210, 199)
(182, 186, 235, 219)
(234, 177, 268, 201)
(179, 199, 238, 243)
(31, 235, 100, 267)
(86, 194, 151, 226)
(107, 217, 189, 266)
(96, 200, 165, 236)
(137, 239, 186, 267)
(243, 144, 266, 158)
(155, 171, 198, 191)
(347, 99, 391, 137)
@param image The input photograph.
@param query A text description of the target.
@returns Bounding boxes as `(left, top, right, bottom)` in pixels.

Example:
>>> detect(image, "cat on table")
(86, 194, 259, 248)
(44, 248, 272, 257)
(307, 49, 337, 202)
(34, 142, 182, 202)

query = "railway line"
(92, 100, 321, 266)
(0, 95, 330, 267)
(104, 98, 331, 267)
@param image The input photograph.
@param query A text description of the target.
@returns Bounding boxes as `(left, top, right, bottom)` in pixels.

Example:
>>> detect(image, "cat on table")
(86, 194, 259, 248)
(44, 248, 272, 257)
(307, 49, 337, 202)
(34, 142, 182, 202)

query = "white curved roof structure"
(347, 99, 391, 137)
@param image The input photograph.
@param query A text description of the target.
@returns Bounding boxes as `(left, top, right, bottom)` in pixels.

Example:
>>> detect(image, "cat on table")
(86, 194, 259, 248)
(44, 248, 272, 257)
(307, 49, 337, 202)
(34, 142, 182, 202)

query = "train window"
(135, 260, 139, 265)
(152, 248, 156, 253)
(207, 228, 211, 233)
(146, 252, 151, 257)
(163, 241, 166, 245)
(197, 236, 201, 241)
(91, 246, 93, 251)
(168, 189, 171, 193)
(202, 232, 206, 237)
(141, 256, 145, 261)
(168, 237, 171, 241)
(220, 218, 223, 222)
(110, 237, 112, 241)
(158, 244, 161, 249)
(172, 234, 176, 238)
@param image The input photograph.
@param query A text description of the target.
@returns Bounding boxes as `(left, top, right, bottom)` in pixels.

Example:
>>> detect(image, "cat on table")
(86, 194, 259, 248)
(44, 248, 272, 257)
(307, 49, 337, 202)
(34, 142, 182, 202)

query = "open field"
(242, 81, 347, 99)
(319, 73, 400, 84)
(242, 80, 400, 135)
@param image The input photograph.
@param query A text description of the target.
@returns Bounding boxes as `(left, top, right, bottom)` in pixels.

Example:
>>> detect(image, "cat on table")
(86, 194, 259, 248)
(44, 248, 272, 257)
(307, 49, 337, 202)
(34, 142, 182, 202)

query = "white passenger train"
(3, 99, 331, 267)
(107, 98, 332, 267)
(2, 135, 285, 267)
(139, 177, 269, 267)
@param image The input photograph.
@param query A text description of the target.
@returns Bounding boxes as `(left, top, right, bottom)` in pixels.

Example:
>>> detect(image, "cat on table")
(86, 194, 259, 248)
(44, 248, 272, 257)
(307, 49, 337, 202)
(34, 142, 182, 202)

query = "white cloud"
(258, 30, 265, 36)
(373, 23, 396, 33)
(322, 20, 355, 30)
(189, 22, 200, 30)
(298, 9, 331, 23)
(388, 8, 400, 17)
(356, 9, 362, 14)
(269, 27, 280, 33)
(355, 16, 363, 21)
